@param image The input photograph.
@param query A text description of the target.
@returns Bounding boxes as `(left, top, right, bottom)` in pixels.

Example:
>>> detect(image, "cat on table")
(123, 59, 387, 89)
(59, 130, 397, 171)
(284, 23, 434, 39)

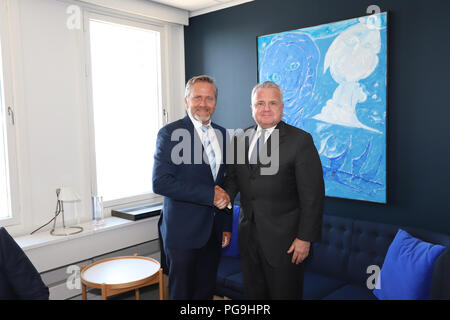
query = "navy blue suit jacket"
(0, 227, 49, 300)
(152, 115, 232, 249)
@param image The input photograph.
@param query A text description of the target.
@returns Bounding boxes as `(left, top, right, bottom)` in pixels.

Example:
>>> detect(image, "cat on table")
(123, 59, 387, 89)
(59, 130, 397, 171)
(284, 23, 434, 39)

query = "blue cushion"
(304, 215, 353, 280)
(373, 229, 446, 300)
(221, 205, 240, 258)
(215, 281, 245, 300)
(216, 256, 242, 287)
(323, 284, 377, 300)
(303, 271, 346, 300)
(224, 272, 244, 294)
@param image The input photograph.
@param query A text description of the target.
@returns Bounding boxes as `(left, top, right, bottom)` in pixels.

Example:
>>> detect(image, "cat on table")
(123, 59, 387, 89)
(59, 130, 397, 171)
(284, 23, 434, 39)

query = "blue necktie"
(201, 125, 217, 180)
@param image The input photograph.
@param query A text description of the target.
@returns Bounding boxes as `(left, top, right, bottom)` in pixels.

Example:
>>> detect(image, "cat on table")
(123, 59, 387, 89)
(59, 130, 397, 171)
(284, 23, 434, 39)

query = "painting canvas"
(257, 13, 388, 203)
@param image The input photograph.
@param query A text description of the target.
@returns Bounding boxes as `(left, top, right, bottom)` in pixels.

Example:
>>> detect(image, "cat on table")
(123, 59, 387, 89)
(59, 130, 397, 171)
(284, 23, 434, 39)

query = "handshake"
(214, 185, 230, 210)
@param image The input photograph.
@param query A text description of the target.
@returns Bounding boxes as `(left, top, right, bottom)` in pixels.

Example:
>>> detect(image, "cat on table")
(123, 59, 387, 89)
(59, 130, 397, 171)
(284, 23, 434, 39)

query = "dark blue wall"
(184, 0, 450, 235)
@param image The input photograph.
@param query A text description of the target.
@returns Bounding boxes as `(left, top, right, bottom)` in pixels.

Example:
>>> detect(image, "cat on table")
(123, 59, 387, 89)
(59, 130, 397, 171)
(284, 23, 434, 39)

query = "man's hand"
(222, 232, 232, 248)
(214, 186, 230, 209)
(287, 238, 310, 264)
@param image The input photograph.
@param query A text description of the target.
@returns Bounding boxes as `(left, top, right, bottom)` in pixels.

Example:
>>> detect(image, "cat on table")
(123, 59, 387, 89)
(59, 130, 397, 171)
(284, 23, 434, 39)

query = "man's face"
(185, 81, 217, 124)
(251, 87, 284, 128)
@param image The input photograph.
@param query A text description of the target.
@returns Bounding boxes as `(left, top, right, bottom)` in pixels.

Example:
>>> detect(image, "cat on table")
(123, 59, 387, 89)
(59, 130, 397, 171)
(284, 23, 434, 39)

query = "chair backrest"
(0, 227, 49, 300)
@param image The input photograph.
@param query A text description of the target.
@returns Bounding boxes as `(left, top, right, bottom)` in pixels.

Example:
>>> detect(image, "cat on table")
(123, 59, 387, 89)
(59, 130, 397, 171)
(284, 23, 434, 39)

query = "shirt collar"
(256, 124, 277, 136)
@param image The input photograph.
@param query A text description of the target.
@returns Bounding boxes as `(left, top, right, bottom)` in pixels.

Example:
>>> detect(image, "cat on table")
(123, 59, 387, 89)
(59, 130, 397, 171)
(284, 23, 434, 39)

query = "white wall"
(4, 0, 186, 236)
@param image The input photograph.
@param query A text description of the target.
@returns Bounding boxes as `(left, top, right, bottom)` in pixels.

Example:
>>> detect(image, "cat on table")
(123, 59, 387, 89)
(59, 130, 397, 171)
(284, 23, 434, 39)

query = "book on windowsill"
(111, 202, 162, 221)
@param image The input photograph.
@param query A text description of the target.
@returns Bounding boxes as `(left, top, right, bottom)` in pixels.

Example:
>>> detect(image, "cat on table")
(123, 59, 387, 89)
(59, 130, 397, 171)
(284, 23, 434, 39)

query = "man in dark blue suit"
(152, 75, 232, 299)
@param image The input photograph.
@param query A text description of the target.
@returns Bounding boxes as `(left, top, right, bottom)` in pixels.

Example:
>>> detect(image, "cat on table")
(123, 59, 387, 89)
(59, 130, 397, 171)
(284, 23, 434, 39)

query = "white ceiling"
(149, 0, 253, 17)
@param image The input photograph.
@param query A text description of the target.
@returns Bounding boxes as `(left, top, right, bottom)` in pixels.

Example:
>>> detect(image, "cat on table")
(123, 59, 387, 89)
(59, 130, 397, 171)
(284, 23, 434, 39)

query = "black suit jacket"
(223, 121, 324, 267)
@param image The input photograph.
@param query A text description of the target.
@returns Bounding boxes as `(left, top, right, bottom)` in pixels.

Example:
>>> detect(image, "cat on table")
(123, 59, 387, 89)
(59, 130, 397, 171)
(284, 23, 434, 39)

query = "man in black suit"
(223, 81, 324, 299)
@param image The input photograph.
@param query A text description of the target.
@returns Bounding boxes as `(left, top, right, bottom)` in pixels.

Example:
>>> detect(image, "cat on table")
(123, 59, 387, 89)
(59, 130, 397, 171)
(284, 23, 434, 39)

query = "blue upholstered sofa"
(215, 207, 450, 300)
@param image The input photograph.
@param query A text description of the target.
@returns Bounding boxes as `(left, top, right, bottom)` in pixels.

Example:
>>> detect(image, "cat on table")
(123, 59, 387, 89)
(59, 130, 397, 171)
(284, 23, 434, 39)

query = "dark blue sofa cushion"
(216, 256, 242, 288)
(215, 256, 244, 300)
(346, 220, 398, 287)
(224, 273, 244, 296)
(322, 284, 377, 300)
(304, 215, 353, 280)
(302, 271, 346, 300)
(0, 227, 49, 300)
(215, 282, 244, 300)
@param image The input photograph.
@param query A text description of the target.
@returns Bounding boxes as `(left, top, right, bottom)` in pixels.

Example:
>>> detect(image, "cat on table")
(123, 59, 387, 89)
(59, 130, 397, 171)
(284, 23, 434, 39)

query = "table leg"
(158, 269, 164, 300)
(101, 283, 107, 300)
(82, 283, 87, 300)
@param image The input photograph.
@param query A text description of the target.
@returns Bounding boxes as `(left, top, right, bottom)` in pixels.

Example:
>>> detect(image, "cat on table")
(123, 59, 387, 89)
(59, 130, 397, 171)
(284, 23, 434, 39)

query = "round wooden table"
(81, 255, 163, 300)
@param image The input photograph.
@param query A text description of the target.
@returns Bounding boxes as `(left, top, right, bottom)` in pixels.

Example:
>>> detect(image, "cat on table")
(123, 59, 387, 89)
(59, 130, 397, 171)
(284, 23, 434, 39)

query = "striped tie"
(201, 125, 217, 180)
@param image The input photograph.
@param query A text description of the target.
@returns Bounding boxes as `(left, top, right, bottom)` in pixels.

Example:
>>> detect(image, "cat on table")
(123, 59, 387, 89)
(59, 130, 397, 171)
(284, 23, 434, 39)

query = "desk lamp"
(50, 187, 83, 236)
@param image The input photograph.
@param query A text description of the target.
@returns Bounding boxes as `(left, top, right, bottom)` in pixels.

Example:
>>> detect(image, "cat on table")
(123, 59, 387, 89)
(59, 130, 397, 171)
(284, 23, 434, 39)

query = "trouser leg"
(240, 223, 270, 299)
(241, 222, 304, 300)
(165, 217, 222, 300)
(192, 228, 221, 300)
(262, 259, 304, 300)
(165, 246, 196, 300)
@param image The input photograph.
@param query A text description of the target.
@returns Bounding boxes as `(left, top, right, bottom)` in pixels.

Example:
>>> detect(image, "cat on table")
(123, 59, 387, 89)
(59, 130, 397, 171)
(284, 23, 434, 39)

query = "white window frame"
(0, 0, 21, 227)
(83, 9, 168, 209)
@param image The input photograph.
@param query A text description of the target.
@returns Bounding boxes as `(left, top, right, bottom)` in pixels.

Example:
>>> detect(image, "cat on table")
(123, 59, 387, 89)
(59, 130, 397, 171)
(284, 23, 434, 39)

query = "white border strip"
(189, 0, 254, 18)
(75, 0, 189, 25)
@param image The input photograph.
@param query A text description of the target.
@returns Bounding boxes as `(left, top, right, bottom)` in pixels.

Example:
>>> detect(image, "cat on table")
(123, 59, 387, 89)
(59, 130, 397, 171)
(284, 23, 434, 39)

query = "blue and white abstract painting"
(258, 13, 387, 203)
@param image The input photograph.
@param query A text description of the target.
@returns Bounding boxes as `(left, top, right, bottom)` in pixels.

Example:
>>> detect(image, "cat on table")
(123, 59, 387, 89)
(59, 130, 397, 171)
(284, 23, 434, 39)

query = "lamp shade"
(58, 187, 80, 202)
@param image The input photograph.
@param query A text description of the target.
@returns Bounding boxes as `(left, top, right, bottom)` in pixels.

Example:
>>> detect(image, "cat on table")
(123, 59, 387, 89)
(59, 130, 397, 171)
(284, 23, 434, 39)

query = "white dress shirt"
(187, 111, 222, 178)
(248, 124, 277, 162)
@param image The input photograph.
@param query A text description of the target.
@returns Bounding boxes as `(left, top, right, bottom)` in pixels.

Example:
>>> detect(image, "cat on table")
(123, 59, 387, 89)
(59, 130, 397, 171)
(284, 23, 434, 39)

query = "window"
(86, 14, 164, 204)
(0, 41, 11, 221)
(0, 0, 19, 225)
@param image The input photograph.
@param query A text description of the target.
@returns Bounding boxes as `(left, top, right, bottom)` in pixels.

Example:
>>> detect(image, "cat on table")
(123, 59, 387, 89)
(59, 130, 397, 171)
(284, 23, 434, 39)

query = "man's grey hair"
(251, 81, 283, 104)
(185, 75, 218, 100)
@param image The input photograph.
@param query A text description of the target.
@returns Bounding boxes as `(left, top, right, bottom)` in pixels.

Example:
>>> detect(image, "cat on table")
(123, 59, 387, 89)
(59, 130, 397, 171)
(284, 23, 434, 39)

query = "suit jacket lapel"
(264, 121, 287, 157)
